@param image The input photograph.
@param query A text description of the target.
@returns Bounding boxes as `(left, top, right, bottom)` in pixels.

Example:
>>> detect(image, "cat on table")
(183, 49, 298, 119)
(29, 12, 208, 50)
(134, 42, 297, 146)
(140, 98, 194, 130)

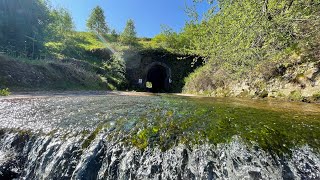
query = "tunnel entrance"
(145, 63, 171, 93)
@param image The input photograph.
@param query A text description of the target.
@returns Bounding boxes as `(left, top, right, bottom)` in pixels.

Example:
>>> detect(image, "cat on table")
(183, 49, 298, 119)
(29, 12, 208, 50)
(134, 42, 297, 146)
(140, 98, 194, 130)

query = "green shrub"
(181, 0, 320, 95)
(101, 54, 127, 90)
(0, 88, 11, 96)
(288, 90, 302, 101)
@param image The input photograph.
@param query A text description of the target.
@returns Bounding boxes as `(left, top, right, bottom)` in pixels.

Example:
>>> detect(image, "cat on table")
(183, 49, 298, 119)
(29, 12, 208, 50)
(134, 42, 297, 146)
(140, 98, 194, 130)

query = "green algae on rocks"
(124, 96, 320, 155)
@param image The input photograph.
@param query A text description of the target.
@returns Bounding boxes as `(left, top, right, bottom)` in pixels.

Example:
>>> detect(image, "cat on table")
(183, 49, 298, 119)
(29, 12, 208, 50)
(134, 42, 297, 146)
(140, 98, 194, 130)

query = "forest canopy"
(0, 0, 51, 58)
(0, 0, 79, 59)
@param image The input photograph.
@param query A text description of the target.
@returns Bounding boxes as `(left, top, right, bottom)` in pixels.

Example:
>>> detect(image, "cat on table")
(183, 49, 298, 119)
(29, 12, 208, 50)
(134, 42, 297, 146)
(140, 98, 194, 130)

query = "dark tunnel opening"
(146, 65, 170, 93)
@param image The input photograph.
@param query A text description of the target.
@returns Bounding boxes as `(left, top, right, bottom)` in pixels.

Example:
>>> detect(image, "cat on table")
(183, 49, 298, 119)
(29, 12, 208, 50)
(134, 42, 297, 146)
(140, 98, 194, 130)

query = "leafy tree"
(181, 0, 320, 93)
(120, 19, 137, 45)
(102, 54, 127, 89)
(184, 0, 320, 71)
(86, 6, 109, 34)
(47, 8, 74, 41)
(0, 0, 50, 58)
(151, 25, 189, 52)
(43, 7, 78, 59)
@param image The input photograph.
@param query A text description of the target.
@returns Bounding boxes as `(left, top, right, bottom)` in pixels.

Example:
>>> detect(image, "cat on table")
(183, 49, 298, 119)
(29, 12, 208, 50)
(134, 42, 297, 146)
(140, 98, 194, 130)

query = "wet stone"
(248, 170, 262, 180)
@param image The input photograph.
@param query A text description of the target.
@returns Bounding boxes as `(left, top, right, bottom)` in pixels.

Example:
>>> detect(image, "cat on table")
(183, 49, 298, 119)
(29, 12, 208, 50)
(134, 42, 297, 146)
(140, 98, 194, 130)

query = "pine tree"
(111, 29, 119, 39)
(120, 19, 137, 45)
(86, 6, 109, 34)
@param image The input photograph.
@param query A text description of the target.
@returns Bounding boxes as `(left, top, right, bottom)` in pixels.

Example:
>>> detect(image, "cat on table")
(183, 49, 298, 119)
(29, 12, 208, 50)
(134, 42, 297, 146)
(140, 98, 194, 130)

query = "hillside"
(0, 55, 108, 91)
(156, 0, 320, 103)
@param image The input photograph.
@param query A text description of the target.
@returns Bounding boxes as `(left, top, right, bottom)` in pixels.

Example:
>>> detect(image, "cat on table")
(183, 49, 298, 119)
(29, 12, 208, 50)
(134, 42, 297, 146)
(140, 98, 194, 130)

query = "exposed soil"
(0, 55, 106, 91)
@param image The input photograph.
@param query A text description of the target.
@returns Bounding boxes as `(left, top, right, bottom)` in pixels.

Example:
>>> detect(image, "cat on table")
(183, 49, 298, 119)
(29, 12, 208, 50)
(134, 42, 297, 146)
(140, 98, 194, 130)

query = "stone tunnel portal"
(145, 62, 171, 93)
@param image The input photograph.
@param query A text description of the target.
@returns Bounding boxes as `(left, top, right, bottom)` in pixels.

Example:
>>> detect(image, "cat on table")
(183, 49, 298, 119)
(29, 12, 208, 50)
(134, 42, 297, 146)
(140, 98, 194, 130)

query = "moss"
(46, 129, 59, 137)
(17, 129, 32, 136)
(122, 97, 320, 155)
(81, 124, 106, 149)
(131, 129, 150, 150)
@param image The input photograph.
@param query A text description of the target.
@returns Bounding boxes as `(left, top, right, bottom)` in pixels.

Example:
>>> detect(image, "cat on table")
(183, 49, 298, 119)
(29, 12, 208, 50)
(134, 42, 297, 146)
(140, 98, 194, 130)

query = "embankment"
(184, 60, 320, 103)
(0, 55, 107, 91)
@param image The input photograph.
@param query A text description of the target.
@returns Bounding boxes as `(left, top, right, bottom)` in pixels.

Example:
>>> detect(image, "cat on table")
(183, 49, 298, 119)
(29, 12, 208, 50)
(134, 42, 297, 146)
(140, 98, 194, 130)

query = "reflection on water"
(0, 93, 319, 179)
(0, 95, 160, 132)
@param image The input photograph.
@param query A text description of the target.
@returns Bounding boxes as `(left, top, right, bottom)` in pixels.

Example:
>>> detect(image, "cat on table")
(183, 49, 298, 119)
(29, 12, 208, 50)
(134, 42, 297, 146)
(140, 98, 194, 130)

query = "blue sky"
(50, 0, 210, 37)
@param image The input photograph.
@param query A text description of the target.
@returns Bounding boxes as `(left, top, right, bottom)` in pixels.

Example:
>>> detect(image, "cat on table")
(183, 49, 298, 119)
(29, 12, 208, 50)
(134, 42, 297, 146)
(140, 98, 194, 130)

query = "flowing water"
(0, 93, 319, 179)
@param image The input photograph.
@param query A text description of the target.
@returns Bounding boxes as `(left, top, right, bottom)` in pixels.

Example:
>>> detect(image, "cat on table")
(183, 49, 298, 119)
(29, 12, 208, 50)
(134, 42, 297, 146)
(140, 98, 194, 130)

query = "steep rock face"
(197, 61, 320, 102)
(0, 132, 319, 180)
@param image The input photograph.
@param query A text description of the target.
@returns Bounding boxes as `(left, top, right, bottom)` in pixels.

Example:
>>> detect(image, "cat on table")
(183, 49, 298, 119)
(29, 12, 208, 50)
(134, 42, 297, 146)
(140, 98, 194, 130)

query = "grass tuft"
(0, 88, 11, 96)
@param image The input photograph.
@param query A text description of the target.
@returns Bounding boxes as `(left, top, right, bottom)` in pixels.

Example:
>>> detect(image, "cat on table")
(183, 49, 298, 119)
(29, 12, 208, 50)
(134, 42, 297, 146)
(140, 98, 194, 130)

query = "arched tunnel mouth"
(146, 64, 170, 93)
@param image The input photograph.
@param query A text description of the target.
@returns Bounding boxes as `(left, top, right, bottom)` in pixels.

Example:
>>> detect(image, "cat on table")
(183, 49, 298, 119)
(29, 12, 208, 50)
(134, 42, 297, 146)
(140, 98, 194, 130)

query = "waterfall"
(1, 95, 319, 179)
(1, 131, 319, 179)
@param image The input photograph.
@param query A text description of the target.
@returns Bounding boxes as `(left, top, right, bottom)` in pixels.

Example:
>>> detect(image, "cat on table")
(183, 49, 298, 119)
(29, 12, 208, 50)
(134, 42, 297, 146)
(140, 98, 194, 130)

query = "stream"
(0, 92, 319, 179)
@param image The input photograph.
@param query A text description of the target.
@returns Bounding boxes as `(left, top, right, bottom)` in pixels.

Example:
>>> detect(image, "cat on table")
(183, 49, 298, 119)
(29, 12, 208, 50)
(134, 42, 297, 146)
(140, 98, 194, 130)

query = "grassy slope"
(44, 32, 113, 64)
(0, 55, 107, 91)
(0, 31, 191, 92)
(0, 32, 130, 91)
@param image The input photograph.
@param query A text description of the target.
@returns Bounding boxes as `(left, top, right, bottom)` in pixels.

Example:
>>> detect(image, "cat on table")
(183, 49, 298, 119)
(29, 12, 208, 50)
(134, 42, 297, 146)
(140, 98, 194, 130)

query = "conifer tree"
(120, 19, 137, 45)
(86, 6, 109, 34)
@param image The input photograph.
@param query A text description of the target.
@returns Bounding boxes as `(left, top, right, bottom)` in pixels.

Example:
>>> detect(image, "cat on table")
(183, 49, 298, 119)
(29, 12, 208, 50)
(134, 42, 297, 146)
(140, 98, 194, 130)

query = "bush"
(102, 54, 127, 89)
(288, 90, 302, 101)
(0, 88, 11, 96)
(183, 63, 229, 94)
(182, 0, 320, 95)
